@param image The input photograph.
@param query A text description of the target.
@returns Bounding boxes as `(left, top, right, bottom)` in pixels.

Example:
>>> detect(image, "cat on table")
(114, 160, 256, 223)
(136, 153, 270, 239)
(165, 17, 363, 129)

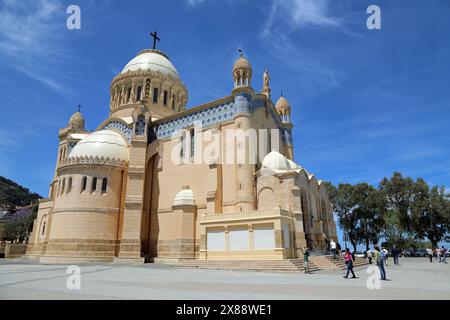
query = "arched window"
(67, 177, 72, 194)
(81, 176, 87, 193)
(163, 90, 168, 106)
(41, 221, 46, 236)
(91, 177, 97, 193)
(153, 88, 158, 104)
(61, 178, 65, 195)
(180, 131, 186, 160)
(101, 178, 108, 194)
(190, 128, 195, 158)
(127, 87, 131, 102)
(136, 86, 142, 102)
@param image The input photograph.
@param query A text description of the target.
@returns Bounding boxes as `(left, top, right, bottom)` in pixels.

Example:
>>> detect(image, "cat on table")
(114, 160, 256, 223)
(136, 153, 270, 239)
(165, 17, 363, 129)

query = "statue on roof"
(262, 70, 271, 99)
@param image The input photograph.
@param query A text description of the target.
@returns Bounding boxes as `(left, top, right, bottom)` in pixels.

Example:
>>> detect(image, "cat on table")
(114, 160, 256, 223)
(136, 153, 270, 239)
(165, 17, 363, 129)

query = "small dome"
(69, 130, 129, 162)
(262, 151, 302, 171)
(121, 49, 179, 79)
(173, 187, 196, 206)
(262, 151, 290, 171)
(275, 96, 290, 110)
(69, 112, 85, 131)
(233, 55, 252, 72)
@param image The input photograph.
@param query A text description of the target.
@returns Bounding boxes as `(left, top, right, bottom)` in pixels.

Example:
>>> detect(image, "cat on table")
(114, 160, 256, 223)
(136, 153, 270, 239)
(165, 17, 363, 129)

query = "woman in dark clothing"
(343, 248, 357, 279)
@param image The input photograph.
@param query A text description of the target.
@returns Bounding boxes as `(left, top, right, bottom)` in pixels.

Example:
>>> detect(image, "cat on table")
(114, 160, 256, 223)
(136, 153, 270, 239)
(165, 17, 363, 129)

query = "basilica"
(26, 40, 337, 263)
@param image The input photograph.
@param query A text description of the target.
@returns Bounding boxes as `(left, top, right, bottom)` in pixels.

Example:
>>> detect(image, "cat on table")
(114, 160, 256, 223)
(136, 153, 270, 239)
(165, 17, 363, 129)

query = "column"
(130, 80, 136, 103)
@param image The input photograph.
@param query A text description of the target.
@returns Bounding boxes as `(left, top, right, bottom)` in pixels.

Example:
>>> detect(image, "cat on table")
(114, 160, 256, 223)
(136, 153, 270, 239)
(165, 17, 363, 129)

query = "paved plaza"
(0, 258, 449, 300)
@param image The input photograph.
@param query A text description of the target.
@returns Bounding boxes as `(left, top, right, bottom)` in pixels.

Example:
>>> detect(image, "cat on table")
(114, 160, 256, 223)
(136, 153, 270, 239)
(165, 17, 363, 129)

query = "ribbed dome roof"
(262, 151, 301, 171)
(262, 151, 290, 171)
(121, 49, 179, 79)
(69, 112, 85, 130)
(173, 187, 196, 206)
(233, 55, 252, 71)
(275, 96, 290, 110)
(69, 130, 129, 162)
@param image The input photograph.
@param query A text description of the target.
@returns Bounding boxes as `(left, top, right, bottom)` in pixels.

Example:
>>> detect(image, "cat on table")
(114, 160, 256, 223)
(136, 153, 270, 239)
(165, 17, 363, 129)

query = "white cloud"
(262, 0, 340, 37)
(0, 0, 73, 95)
(259, 0, 354, 95)
(186, 0, 208, 7)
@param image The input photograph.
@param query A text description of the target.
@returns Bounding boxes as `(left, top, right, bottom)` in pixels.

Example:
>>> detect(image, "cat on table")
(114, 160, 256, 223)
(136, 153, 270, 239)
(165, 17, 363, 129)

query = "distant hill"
(0, 176, 41, 212)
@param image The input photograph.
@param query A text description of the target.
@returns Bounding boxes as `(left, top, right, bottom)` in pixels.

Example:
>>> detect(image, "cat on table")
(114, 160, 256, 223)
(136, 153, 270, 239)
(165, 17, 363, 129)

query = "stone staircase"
(169, 259, 320, 273)
(310, 255, 369, 271)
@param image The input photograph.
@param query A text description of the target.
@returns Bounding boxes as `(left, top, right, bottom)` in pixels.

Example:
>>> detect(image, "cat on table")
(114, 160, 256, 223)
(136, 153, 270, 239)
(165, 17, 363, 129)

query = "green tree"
(1, 208, 37, 243)
(379, 172, 415, 243)
(3, 217, 30, 242)
(411, 185, 449, 248)
(327, 183, 359, 251)
(353, 184, 387, 251)
(0, 176, 41, 211)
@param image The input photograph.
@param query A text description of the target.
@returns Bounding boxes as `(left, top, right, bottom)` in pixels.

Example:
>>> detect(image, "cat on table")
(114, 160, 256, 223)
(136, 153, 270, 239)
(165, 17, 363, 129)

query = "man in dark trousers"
(336, 242, 342, 260)
(391, 246, 400, 265)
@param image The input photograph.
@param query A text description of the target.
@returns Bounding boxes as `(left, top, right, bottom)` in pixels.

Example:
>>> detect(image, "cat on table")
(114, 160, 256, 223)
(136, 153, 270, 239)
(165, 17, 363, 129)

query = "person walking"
(343, 248, 357, 279)
(441, 247, 447, 264)
(382, 247, 389, 266)
(436, 247, 441, 263)
(336, 242, 341, 261)
(330, 239, 337, 260)
(366, 248, 373, 264)
(374, 246, 386, 280)
(303, 247, 311, 274)
(426, 248, 433, 263)
(392, 246, 400, 266)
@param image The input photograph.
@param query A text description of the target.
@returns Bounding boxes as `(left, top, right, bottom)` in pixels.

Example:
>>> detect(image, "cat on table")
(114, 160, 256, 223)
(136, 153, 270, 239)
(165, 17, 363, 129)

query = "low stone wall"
(4, 244, 27, 258)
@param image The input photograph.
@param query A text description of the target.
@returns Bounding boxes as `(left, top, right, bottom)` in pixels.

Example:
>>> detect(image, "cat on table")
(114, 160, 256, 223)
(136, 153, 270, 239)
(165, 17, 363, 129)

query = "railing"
(201, 208, 292, 222)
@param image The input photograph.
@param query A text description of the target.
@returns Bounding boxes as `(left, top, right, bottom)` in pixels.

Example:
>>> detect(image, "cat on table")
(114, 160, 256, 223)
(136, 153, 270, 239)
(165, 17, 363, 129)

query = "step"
(166, 259, 320, 273)
(310, 255, 369, 271)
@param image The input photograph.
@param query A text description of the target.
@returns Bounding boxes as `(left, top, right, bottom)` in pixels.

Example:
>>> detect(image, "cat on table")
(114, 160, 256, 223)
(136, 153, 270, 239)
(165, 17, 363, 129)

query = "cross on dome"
(150, 31, 160, 50)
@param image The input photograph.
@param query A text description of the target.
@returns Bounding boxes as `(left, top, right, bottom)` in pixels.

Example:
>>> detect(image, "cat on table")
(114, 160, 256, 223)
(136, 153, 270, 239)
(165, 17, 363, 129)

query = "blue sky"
(0, 0, 449, 246)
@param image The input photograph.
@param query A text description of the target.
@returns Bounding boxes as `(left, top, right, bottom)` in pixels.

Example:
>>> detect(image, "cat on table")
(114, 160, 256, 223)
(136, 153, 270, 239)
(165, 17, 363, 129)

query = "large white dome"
(121, 49, 179, 79)
(69, 130, 129, 162)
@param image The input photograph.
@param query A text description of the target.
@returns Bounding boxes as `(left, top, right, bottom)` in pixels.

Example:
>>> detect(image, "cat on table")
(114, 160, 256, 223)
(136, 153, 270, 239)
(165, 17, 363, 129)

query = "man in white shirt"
(382, 248, 389, 266)
(426, 248, 433, 263)
(330, 239, 337, 259)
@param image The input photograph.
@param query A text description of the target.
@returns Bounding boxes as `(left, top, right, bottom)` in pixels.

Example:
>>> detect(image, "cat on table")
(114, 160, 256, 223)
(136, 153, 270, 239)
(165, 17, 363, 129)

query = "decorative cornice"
(57, 156, 128, 173)
(110, 69, 187, 91)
